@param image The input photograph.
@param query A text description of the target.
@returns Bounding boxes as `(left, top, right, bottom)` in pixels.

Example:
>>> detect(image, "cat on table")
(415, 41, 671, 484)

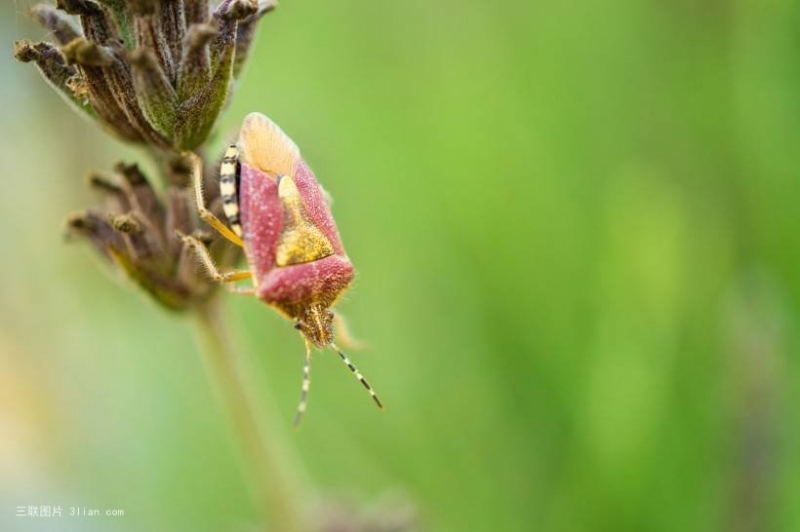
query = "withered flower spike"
(68, 161, 221, 310)
(17, 0, 277, 309)
(18, 0, 275, 152)
(30, 4, 83, 46)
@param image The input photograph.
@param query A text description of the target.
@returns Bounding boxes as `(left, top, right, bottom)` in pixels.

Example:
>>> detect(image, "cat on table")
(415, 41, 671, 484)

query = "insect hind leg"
(177, 232, 252, 284)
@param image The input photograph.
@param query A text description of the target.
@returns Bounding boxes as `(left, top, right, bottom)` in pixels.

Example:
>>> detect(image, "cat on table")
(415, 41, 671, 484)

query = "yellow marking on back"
(220, 162, 236, 175)
(238, 113, 300, 180)
(224, 146, 238, 159)
(275, 176, 334, 267)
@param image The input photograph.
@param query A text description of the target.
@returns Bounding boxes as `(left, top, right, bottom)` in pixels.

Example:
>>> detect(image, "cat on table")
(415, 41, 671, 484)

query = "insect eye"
(328, 311, 334, 319)
(294, 322, 303, 330)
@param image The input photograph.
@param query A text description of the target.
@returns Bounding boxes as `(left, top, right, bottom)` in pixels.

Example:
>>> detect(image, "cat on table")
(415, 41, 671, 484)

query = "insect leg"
(177, 232, 252, 284)
(184, 151, 245, 248)
(332, 344, 384, 409)
(293, 340, 313, 427)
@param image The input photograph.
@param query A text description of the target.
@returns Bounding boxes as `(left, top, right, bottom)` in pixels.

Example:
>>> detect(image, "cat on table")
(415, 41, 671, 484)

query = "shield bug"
(179, 113, 382, 426)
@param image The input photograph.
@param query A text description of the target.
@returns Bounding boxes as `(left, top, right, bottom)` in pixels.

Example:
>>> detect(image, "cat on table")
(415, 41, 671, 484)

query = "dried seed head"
(16, 0, 271, 308)
(67, 157, 239, 310)
(18, 0, 276, 152)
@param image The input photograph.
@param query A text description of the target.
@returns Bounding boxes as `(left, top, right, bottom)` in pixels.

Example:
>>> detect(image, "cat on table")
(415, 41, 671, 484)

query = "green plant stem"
(193, 297, 312, 532)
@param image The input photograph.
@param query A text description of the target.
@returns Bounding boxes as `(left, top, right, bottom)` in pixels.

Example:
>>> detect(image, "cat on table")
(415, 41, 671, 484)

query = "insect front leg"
(184, 151, 245, 248)
(177, 232, 252, 285)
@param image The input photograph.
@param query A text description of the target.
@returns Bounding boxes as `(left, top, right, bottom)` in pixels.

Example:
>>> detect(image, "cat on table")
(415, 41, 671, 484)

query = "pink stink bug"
(179, 112, 383, 425)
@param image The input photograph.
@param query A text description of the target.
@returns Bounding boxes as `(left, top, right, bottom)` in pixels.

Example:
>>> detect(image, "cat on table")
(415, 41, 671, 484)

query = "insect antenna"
(331, 344, 384, 410)
(293, 339, 313, 427)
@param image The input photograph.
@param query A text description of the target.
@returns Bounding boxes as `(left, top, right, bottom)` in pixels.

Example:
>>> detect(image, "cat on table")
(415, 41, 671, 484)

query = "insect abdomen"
(219, 145, 242, 236)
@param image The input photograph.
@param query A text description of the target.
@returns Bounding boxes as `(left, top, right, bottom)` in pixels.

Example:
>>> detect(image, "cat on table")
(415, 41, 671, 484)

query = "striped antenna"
(332, 344, 384, 410)
(293, 340, 313, 427)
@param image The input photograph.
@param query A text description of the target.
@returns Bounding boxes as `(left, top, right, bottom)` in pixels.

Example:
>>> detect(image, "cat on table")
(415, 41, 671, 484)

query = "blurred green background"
(1, 1, 799, 531)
